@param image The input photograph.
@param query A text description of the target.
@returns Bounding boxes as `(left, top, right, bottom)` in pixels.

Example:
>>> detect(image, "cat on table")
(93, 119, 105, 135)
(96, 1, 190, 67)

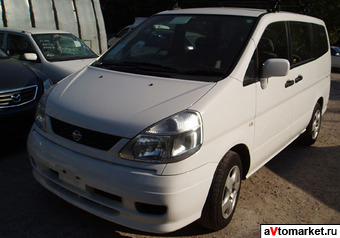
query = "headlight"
(35, 86, 54, 131)
(119, 110, 203, 163)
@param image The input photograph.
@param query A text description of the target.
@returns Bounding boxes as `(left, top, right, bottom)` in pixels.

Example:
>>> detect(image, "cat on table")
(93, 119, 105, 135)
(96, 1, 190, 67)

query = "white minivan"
(27, 7, 330, 233)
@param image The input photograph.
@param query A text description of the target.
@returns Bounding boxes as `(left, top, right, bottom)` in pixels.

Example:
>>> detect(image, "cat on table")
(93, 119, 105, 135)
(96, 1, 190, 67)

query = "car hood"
(0, 58, 39, 91)
(51, 58, 97, 72)
(47, 66, 214, 138)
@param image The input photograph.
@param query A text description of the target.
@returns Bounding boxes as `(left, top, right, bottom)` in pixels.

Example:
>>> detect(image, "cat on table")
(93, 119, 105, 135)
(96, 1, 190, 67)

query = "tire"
(299, 103, 322, 146)
(198, 151, 242, 231)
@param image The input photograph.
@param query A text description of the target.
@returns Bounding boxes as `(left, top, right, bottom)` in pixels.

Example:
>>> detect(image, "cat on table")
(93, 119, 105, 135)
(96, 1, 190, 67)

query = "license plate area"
(56, 167, 86, 191)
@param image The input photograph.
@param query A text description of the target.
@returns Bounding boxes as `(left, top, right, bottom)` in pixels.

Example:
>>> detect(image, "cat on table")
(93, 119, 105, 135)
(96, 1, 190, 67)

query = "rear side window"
(312, 24, 328, 58)
(289, 22, 313, 65)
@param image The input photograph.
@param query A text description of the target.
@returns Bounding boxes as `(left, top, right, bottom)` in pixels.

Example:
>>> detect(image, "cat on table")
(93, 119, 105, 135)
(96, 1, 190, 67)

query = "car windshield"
(0, 48, 9, 58)
(32, 33, 97, 62)
(94, 14, 256, 82)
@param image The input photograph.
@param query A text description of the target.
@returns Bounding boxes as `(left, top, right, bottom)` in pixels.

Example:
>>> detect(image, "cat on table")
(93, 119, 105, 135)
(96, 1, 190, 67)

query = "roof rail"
(168, 0, 310, 15)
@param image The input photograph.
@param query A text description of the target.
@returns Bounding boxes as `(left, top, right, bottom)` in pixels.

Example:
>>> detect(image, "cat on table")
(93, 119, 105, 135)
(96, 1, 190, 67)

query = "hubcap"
(222, 165, 241, 219)
(311, 110, 321, 139)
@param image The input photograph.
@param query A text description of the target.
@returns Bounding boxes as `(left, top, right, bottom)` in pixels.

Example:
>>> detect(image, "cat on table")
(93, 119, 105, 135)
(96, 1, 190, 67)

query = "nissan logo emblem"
(72, 130, 83, 142)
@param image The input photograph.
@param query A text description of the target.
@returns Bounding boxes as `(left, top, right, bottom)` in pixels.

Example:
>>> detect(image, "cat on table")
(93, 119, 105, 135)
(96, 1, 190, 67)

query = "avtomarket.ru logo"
(261, 225, 339, 237)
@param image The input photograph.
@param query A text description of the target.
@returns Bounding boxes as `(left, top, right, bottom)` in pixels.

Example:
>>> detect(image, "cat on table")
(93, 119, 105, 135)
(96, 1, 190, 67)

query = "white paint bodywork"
(27, 8, 331, 233)
(47, 66, 215, 138)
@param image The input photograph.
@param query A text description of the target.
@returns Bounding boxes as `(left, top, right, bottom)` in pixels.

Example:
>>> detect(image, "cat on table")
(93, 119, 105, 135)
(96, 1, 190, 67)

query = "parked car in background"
(0, 28, 98, 83)
(107, 17, 147, 47)
(331, 46, 340, 70)
(0, 48, 52, 143)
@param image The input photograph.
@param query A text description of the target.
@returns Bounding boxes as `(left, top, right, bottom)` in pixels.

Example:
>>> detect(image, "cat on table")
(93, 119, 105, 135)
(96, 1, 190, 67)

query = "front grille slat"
(50, 118, 122, 151)
(0, 85, 38, 108)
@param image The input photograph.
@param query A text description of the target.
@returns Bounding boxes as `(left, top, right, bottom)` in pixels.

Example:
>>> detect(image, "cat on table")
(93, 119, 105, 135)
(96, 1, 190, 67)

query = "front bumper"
(27, 128, 215, 233)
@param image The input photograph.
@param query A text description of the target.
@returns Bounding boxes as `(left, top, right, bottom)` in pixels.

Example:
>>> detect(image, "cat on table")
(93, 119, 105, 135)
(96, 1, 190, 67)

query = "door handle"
(295, 75, 303, 83)
(285, 80, 295, 88)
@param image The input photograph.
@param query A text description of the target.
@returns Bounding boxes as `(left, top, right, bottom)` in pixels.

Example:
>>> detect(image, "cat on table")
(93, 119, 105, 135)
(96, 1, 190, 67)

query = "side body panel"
(241, 14, 331, 176)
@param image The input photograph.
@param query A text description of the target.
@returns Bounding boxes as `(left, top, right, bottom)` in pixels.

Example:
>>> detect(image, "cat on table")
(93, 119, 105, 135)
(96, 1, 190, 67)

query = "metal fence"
(0, 0, 107, 54)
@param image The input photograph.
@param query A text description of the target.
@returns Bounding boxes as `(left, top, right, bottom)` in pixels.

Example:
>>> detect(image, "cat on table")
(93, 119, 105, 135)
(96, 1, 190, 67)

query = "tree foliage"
(307, 0, 340, 45)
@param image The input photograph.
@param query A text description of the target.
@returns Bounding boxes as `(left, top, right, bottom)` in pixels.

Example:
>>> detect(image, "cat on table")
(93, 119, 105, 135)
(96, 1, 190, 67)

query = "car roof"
(0, 27, 71, 35)
(156, 7, 325, 25)
(157, 7, 267, 17)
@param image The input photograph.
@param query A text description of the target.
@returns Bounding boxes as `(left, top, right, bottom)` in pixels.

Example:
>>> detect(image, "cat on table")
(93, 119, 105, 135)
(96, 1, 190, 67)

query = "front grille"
(50, 117, 122, 150)
(0, 85, 38, 108)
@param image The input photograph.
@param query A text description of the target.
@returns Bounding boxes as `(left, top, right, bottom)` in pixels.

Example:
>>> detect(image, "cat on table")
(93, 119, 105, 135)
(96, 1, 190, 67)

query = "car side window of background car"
(331, 48, 337, 56)
(7, 34, 36, 59)
(244, 22, 288, 86)
(0, 33, 4, 49)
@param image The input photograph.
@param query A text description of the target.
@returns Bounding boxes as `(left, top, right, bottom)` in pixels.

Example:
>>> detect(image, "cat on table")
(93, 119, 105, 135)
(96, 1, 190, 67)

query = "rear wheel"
(199, 151, 242, 231)
(299, 103, 322, 146)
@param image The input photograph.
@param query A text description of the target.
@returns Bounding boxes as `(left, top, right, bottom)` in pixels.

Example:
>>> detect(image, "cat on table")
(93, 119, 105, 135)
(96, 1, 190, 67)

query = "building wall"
(0, 0, 107, 54)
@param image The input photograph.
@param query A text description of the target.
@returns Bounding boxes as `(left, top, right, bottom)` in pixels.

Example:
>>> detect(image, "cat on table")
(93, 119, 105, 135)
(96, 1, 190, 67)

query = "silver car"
(331, 46, 340, 70)
(0, 28, 98, 83)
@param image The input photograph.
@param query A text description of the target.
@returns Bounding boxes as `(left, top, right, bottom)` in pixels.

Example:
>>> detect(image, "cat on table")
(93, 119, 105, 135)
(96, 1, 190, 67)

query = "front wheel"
(198, 151, 242, 231)
(299, 103, 322, 146)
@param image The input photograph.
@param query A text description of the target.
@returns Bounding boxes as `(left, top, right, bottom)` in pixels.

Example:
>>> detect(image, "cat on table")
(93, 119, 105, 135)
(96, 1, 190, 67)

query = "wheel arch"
(317, 97, 324, 111)
(230, 144, 251, 180)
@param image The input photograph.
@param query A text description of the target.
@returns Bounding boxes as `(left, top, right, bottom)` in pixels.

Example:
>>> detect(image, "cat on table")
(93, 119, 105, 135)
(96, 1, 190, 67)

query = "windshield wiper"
(92, 60, 117, 68)
(92, 61, 224, 80)
(119, 61, 179, 73)
(93, 60, 179, 74)
(180, 69, 225, 77)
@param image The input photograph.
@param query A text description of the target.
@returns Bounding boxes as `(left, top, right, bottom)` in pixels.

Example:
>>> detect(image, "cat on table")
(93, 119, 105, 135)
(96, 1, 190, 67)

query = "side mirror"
(23, 53, 38, 61)
(260, 58, 290, 89)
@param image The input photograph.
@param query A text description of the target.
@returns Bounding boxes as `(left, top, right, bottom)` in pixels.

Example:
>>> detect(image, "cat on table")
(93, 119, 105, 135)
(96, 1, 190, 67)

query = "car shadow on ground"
(265, 142, 340, 213)
(265, 75, 340, 213)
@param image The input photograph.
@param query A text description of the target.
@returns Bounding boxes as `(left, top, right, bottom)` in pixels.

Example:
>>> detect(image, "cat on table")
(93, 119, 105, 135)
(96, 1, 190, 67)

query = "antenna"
(299, 3, 310, 15)
(168, 0, 179, 10)
(267, 0, 281, 13)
